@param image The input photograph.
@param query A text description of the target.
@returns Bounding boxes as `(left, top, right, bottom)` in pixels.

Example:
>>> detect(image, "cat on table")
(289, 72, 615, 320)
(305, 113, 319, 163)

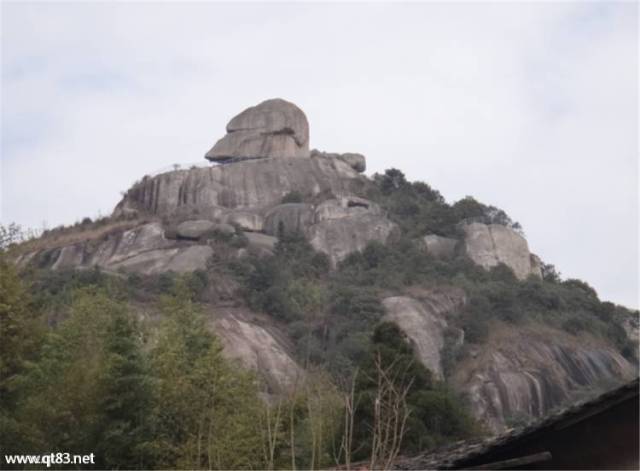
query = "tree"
(96, 311, 152, 469)
(0, 257, 44, 455)
(16, 288, 121, 455)
(149, 282, 265, 469)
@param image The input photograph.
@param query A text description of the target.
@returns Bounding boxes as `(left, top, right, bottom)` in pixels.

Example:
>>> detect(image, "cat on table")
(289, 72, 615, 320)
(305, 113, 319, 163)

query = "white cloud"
(1, 1, 637, 308)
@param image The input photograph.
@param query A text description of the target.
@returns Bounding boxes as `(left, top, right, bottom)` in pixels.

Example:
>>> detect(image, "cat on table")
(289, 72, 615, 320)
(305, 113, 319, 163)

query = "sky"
(1, 1, 638, 309)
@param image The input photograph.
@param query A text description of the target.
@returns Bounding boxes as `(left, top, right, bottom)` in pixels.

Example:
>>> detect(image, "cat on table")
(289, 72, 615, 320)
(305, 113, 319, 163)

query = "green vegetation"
(366, 168, 522, 237)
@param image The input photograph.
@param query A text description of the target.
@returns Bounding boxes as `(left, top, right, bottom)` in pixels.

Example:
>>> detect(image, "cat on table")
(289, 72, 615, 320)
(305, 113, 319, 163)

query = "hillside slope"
(9, 98, 638, 434)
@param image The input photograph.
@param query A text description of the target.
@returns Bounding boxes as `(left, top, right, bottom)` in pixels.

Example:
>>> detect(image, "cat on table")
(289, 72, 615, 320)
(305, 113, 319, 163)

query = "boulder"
(309, 198, 396, 266)
(52, 244, 85, 270)
(211, 307, 303, 392)
(244, 232, 278, 252)
(530, 253, 543, 278)
(176, 219, 216, 240)
(337, 153, 366, 173)
(463, 223, 540, 280)
(382, 296, 449, 379)
(206, 98, 310, 161)
(423, 234, 457, 259)
(314, 196, 380, 222)
(310, 149, 366, 173)
(227, 211, 264, 232)
(264, 203, 314, 236)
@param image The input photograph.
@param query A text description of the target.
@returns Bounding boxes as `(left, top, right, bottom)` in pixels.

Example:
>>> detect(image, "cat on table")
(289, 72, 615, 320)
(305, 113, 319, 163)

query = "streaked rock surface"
(452, 327, 637, 432)
(463, 223, 542, 280)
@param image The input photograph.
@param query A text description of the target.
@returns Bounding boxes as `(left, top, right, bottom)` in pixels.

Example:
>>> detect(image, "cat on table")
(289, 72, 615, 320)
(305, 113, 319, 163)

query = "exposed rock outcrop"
(463, 223, 542, 280)
(227, 211, 264, 232)
(423, 234, 458, 259)
(384, 290, 637, 432)
(206, 98, 310, 161)
(244, 232, 278, 253)
(206, 306, 303, 393)
(383, 289, 466, 379)
(176, 219, 234, 240)
(311, 149, 366, 173)
(309, 197, 397, 266)
(452, 327, 637, 432)
(21, 222, 214, 275)
(264, 203, 314, 236)
(114, 154, 362, 220)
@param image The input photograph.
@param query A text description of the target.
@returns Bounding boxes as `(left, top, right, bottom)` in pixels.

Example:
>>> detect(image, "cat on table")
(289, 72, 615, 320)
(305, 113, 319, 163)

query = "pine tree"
(96, 311, 152, 469)
(0, 257, 44, 454)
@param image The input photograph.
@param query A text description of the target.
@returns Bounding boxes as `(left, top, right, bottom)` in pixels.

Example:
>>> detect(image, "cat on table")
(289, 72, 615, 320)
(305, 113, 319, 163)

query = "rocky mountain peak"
(205, 98, 310, 162)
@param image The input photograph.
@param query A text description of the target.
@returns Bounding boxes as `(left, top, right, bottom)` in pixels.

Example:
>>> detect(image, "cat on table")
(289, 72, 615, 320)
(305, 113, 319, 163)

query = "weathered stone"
(452, 327, 637, 432)
(530, 253, 543, 278)
(314, 196, 380, 222)
(244, 232, 278, 252)
(463, 223, 540, 280)
(206, 98, 310, 161)
(383, 296, 449, 379)
(98, 222, 172, 266)
(309, 198, 396, 266)
(338, 153, 366, 173)
(210, 307, 303, 392)
(264, 203, 314, 236)
(51, 244, 85, 270)
(310, 149, 366, 173)
(114, 155, 362, 220)
(176, 219, 216, 240)
(213, 222, 236, 235)
(107, 245, 213, 275)
(227, 211, 264, 232)
(423, 234, 458, 259)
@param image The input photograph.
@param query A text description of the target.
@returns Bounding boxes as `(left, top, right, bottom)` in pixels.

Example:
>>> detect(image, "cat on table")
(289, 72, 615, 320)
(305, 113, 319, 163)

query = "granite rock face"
(206, 99, 310, 161)
(463, 223, 542, 280)
(452, 328, 637, 432)
(176, 219, 217, 240)
(21, 222, 213, 275)
(114, 154, 362, 220)
(423, 234, 458, 259)
(382, 289, 466, 379)
(112, 147, 391, 265)
(264, 203, 314, 236)
(382, 289, 637, 432)
(311, 149, 366, 173)
(308, 197, 397, 266)
(209, 307, 303, 393)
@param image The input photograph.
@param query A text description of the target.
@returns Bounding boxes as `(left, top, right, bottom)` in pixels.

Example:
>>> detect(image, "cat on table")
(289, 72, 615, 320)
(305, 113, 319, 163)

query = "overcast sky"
(2, 1, 638, 308)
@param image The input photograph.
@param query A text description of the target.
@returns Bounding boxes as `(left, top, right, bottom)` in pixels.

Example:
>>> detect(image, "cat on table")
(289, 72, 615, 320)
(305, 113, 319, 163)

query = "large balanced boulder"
(206, 98, 310, 161)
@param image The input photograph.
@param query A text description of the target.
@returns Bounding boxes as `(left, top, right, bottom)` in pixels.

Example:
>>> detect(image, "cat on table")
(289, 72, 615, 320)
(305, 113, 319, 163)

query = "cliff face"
(452, 326, 636, 432)
(14, 98, 638, 433)
(462, 223, 542, 280)
(381, 291, 637, 433)
(113, 155, 363, 220)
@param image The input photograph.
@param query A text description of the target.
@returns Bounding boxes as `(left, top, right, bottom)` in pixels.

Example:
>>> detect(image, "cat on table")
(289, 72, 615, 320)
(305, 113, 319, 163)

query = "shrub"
(281, 190, 304, 204)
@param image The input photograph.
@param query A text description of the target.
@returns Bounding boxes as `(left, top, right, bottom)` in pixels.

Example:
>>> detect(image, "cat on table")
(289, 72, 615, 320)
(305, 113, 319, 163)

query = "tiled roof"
(395, 378, 639, 470)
